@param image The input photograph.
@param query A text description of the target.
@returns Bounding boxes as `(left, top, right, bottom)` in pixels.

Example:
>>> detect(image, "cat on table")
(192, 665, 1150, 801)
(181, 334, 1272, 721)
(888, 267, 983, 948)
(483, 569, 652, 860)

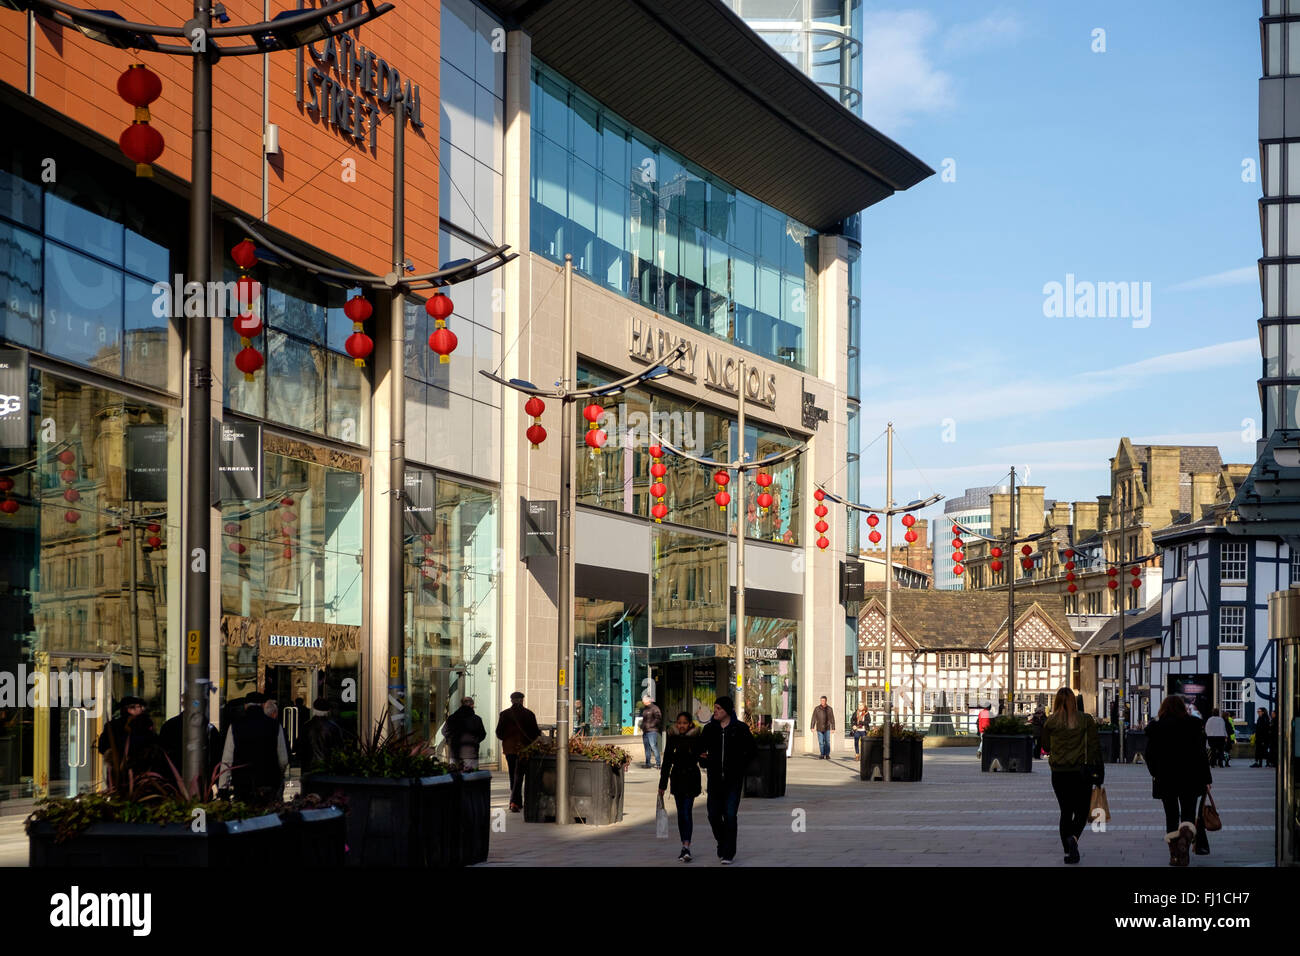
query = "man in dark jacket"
(97, 695, 145, 785)
(299, 697, 345, 773)
(159, 712, 223, 792)
(1251, 707, 1271, 767)
(697, 696, 756, 864)
(496, 692, 541, 811)
(641, 696, 664, 769)
(219, 691, 288, 805)
(810, 696, 835, 759)
(442, 697, 487, 769)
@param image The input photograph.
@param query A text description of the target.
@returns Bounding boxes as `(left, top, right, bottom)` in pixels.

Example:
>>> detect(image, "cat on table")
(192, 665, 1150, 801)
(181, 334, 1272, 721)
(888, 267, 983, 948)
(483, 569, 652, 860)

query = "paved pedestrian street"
(483, 750, 1275, 867)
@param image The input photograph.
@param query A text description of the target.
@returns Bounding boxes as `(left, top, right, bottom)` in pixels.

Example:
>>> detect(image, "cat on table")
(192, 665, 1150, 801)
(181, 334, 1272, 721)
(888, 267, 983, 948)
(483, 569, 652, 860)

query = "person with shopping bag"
(658, 712, 702, 862)
(1145, 695, 1213, 867)
(1038, 685, 1103, 865)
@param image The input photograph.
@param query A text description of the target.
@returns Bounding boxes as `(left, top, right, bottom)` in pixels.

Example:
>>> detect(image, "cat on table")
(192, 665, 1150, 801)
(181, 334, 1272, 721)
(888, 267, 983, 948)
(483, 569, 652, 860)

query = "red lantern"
(1106, 567, 1118, 577)
(1065, 561, 1075, 571)
(1021, 558, 1033, 570)
(120, 122, 164, 176)
(585, 429, 607, 450)
(868, 530, 881, 544)
(758, 492, 773, 511)
(117, 63, 162, 108)
(714, 491, 731, 509)
(426, 293, 454, 320)
(0, 500, 18, 515)
(224, 522, 241, 535)
(230, 542, 247, 555)
(951, 524, 961, 535)
(231, 238, 257, 270)
(0, 477, 10, 493)
(343, 295, 373, 323)
(650, 483, 667, 499)
(651, 502, 668, 521)
(281, 498, 293, 507)
(904, 529, 917, 543)
(524, 396, 545, 418)
(756, 473, 772, 488)
(990, 547, 1002, 558)
(816, 535, 830, 551)
(953, 565, 964, 576)
(990, 560, 1003, 572)
(1130, 579, 1141, 589)
(147, 535, 162, 549)
(1021, 544, 1032, 556)
(1067, 583, 1077, 593)
(428, 326, 458, 364)
(866, 514, 879, 527)
(714, 471, 730, 487)
(281, 511, 297, 524)
(233, 310, 263, 339)
(953, 551, 965, 563)
(1065, 549, 1074, 559)
(60, 469, 76, 483)
(648, 444, 663, 459)
(526, 423, 547, 448)
(814, 489, 825, 502)
(234, 276, 260, 311)
(1107, 579, 1118, 590)
(815, 504, 828, 518)
(64, 510, 79, 524)
(583, 404, 605, 424)
(901, 513, 915, 528)
(951, 538, 963, 549)
(345, 331, 374, 367)
(235, 346, 264, 381)
(815, 520, 828, 534)
(650, 462, 667, 479)
(58, 450, 76, 465)
(1066, 571, 1076, 582)
(1129, 566, 1140, 576)
(63, 488, 80, 503)
(279, 547, 290, 559)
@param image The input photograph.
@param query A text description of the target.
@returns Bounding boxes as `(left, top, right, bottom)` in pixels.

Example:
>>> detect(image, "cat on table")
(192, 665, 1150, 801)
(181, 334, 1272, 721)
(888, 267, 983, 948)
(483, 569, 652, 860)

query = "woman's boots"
(1165, 822, 1196, 866)
(1061, 834, 1080, 864)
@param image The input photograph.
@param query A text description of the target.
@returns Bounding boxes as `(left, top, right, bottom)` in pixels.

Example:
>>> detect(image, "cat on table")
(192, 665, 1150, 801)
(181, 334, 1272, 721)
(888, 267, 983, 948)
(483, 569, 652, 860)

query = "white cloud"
(1167, 266, 1257, 292)
(860, 11, 956, 131)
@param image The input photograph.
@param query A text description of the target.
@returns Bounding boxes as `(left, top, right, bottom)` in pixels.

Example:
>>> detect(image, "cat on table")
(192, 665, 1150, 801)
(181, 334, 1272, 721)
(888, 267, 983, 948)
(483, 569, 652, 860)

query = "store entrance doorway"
(33, 652, 110, 799)
(265, 665, 321, 755)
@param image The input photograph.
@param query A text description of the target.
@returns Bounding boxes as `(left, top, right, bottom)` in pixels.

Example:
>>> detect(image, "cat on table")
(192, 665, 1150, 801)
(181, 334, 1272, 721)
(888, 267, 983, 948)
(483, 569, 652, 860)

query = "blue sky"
(852, 1, 1262, 530)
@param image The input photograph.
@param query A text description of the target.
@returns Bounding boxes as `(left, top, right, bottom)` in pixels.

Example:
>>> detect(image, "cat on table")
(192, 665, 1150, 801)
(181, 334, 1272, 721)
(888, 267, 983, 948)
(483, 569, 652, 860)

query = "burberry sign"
(627, 317, 778, 409)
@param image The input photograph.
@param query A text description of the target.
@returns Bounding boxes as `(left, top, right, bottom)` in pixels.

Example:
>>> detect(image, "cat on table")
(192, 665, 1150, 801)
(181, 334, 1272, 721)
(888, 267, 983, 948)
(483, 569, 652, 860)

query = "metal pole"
(1006, 466, 1016, 717)
(128, 506, 140, 698)
(555, 254, 574, 824)
(388, 88, 407, 733)
(883, 422, 893, 781)
(182, 9, 213, 790)
(735, 358, 746, 722)
(1119, 549, 1129, 761)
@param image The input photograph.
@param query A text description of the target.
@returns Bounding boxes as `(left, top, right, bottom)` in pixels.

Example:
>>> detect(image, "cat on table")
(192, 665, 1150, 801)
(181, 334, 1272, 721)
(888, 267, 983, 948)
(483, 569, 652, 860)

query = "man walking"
(810, 695, 835, 759)
(641, 695, 664, 769)
(496, 691, 541, 812)
(220, 692, 288, 805)
(698, 696, 756, 865)
(441, 696, 487, 770)
(299, 697, 345, 773)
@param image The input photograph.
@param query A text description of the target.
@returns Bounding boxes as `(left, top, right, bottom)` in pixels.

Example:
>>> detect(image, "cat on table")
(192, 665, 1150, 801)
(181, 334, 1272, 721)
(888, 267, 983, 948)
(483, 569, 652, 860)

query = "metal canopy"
(1229, 428, 1300, 535)
(484, 0, 933, 230)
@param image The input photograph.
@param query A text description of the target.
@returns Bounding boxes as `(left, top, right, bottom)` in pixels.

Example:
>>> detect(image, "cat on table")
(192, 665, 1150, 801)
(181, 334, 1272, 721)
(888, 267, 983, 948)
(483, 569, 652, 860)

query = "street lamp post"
(12, 0, 396, 788)
(480, 254, 686, 823)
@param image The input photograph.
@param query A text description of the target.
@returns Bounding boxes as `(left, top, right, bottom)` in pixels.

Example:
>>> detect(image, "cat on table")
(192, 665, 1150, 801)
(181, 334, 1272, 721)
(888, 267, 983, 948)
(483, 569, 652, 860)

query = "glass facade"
(403, 469, 499, 762)
(574, 596, 648, 736)
(0, 369, 178, 799)
(741, 615, 799, 726)
(652, 527, 729, 643)
(531, 64, 820, 373)
(575, 363, 802, 544)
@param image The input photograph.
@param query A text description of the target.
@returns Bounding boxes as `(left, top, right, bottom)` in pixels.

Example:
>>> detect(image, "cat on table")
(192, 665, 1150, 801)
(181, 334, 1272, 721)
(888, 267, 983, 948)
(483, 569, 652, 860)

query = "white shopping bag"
(655, 792, 669, 839)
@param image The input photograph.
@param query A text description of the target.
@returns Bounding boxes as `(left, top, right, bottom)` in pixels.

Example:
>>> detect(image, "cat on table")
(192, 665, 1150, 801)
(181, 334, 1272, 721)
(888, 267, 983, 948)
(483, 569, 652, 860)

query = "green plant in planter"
(752, 729, 787, 746)
(865, 722, 925, 740)
(520, 734, 632, 771)
(317, 706, 453, 778)
(985, 715, 1033, 735)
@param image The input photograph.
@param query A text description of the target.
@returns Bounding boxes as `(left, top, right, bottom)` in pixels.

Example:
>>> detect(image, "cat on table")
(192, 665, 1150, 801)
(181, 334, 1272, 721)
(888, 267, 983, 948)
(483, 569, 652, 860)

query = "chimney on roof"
(1016, 486, 1045, 536)
(1050, 501, 1071, 531)
(1190, 472, 1217, 520)
(1074, 501, 1099, 538)
(990, 492, 1011, 538)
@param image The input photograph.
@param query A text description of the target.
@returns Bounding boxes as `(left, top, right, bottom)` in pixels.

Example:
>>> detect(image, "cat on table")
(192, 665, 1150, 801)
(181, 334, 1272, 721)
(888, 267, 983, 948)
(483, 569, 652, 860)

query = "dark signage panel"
(126, 424, 168, 501)
(213, 421, 263, 502)
(521, 499, 557, 558)
(403, 469, 436, 537)
(0, 349, 29, 449)
(1167, 674, 1216, 721)
(324, 471, 362, 543)
(840, 558, 864, 604)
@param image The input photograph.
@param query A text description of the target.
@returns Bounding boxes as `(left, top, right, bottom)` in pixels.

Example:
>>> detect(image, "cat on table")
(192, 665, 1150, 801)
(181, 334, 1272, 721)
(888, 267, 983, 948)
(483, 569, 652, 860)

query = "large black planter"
(1124, 731, 1147, 762)
(1098, 730, 1118, 764)
(859, 736, 924, 781)
(455, 770, 492, 863)
(28, 813, 283, 867)
(303, 774, 421, 866)
(416, 773, 459, 867)
(980, 734, 1034, 772)
(279, 806, 346, 867)
(744, 742, 788, 797)
(524, 755, 625, 824)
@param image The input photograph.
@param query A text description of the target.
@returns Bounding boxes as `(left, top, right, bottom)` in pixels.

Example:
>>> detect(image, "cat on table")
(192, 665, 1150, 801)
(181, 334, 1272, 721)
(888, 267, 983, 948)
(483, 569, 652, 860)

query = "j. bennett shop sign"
(627, 316, 778, 409)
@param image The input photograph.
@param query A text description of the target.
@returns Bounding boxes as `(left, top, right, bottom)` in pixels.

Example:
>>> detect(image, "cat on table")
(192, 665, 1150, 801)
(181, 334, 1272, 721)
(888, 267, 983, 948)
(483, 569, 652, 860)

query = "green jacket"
(1039, 712, 1101, 771)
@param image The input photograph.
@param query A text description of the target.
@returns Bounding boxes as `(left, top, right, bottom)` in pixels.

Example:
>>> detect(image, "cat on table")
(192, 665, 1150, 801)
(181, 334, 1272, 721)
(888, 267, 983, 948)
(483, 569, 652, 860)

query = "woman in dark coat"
(1251, 707, 1271, 767)
(657, 712, 702, 863)
(1145, 695, 1212, 866)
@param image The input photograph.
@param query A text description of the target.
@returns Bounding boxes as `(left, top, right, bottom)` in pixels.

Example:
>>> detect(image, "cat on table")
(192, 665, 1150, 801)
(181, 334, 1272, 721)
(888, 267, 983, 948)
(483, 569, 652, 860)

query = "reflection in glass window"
(266, 332, 326, 435)
(43, 241, 123, 374)
(652, 527, 727, 642)
(575, 597, 648, 736)
(0, 220, 42, 348)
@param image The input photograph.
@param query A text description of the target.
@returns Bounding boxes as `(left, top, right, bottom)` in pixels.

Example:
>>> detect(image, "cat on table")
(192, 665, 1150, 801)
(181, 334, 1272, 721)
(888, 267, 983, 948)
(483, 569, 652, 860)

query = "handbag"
(1089, 784, 1111, 823)
(1201, 790, 1221, 831)
(655, 791, 669, 839)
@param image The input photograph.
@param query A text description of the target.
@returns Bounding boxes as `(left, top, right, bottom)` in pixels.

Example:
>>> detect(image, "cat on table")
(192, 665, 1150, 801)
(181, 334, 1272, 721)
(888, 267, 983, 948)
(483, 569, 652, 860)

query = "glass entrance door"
(34, 652, 109, 798)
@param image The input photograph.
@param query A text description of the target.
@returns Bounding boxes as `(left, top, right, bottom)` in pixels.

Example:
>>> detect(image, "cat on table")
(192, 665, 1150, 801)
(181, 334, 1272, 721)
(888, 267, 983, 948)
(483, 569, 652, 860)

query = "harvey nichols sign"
(628, 316, 778, 409)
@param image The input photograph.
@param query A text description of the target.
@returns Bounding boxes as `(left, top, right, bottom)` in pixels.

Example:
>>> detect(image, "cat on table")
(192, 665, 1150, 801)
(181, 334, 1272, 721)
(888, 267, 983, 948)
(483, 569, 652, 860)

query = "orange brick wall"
(0, 1, 440, 275)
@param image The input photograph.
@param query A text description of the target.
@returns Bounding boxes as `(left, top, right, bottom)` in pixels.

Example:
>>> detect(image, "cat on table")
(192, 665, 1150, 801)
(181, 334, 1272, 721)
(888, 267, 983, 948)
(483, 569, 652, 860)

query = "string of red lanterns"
(117, 63, 164, 177)
(1020, 542, 1033, 572)
(649, 444, 668, 522)
(866, 511, 879, 545)
(951, 523, 965, 576)
(58, 449, 79, 524)
(902, 511, 917, 543)
(145, 520, 163, 551)
(713, 469, 731, 511)
(1063, 548, 1076, 593)
(0, 474, 17, 515)
(524, 396, 547, 449)
(426, 292, 457, 364)
(813, 488, 828, 551)
(990, 545, 1003, 575)
(756, 472, 773, 514)
(343, 295, 374, 368)
(230, 239, 264, 382)
(583, 404, 607, 456)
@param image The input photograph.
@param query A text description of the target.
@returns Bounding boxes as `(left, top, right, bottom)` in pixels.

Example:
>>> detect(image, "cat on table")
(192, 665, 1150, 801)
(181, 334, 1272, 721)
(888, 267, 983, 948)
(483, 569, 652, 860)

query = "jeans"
(506, 754, 524, 806)
(1208, 737, 1226, 767)
(643, 730, 662, 767)
(816, 730, 831, 757)
(1161, 789, 1202, 833)
(706, 779, 744, 860)
(853, 730, 866, 754)
(1049, 769, 1091, 842)
(674, 792, 694, 843)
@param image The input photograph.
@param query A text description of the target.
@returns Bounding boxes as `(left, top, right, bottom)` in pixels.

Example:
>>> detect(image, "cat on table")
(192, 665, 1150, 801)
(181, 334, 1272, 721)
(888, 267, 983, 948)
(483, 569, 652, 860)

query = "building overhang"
(487, 0, 932, 230)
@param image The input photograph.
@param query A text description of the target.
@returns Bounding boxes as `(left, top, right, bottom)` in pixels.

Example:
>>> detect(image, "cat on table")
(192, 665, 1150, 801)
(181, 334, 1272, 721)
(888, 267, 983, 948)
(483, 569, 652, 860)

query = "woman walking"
(851, 705, 869, 756)
(1038, 686, 1102, 864)
(658, 712, 702, 862)
(1145, 695, 1212, 866)
(1251, 707, 1270, 767)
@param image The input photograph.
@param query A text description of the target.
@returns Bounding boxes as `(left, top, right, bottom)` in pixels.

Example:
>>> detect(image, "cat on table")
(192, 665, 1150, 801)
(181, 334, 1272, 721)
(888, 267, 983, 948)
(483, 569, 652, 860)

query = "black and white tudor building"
(1152, 511, 1283, 733)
